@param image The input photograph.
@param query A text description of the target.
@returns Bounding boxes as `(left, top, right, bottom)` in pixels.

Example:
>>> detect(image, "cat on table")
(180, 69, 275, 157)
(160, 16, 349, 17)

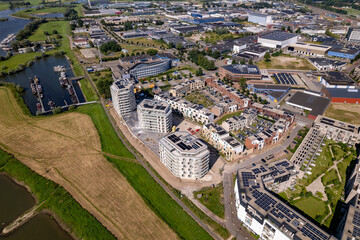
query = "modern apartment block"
(110, 79, 136, 118)
(202, 123, 244, 159)
(137, 99, 173, 133)
(169, 79, 205, 97)
(129, 59, 172, 79)
(221, 108, 258, 132)
(205, 78, 252, 109)
(234, 160, 332, 240)
(159, 131, 210, 179)
(154, 92, 215, 124)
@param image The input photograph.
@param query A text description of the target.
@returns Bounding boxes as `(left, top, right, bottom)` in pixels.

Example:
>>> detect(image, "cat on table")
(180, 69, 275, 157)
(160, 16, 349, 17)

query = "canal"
(0, 174, 73, 240)
(0, 56, 85, 115)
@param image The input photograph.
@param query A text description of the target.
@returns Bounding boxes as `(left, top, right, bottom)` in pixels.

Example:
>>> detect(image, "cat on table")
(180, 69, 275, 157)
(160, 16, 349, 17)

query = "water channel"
(0, 175, 73, 240)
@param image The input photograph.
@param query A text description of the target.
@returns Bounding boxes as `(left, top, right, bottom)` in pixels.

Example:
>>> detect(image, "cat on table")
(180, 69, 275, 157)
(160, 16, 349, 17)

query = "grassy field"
(0, 149, 116, 240)
(0, 2, 9, 10)
(129, 37, 167, 49)
(185, 91, 214, 108)
(0, 52, 42, 70)
(0, 86, 178, 240)
(29, 20, 68, 42)
(194, 184, 225, 218)
(256, 55, 316, 70)
(215, 110, 244, 125)
(325, 103, 360, 124)
(79, 78, 99, 101)
(344, 7, 360, 16)
(293, 196, 327, 219)
(12, 5, 83, 18)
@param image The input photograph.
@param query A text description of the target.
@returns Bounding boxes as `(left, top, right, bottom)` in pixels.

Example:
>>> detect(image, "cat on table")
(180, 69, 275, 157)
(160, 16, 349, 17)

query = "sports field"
(0, 87, 177, 240)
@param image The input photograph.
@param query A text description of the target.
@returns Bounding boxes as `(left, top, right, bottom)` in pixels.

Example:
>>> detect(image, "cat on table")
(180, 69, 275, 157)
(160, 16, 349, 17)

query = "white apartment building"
(137, 99, 173, 133)
(110, 79, 136, 118)
(159, 131, 210, 179)
(258, 31, 298, 49)
(155, 93, 215, 124)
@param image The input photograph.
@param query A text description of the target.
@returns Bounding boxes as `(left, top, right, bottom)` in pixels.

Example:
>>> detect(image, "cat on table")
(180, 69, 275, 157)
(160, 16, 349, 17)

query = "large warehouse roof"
(286, 91, 331, 116)
(259, 30, 298, 41)
(221, 64, 261, 75)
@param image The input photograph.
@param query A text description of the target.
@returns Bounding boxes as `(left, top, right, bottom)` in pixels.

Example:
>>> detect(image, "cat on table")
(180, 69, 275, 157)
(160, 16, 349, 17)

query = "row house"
(221, 108, 258, 132)
(250, 102, 295, 124)
(202, 123, 244, 160)
(169, 79, 205, 97)
(155, 93, 214, 124)
(205, 77, 251, 109)
(245, 118, 290, 151)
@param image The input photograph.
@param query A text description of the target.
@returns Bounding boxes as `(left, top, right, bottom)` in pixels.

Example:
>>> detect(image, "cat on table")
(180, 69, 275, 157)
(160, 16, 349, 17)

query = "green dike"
(79, 78, 99, 101)
(75, 103, 213, 240)
(0, 150, 116, 240)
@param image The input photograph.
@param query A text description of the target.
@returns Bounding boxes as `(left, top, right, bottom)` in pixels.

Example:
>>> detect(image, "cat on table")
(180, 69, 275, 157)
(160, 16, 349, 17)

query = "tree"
(146, 49, 158, 56)
(240, 58, 245, 64)
(176, 43, 183, 50)
(124, 21, 133, 31)
(196, 67, 203, 76)
(100, 41, 122, 53)
(249, 59, 253, 65)
(264, 52, 271, 62)
(296, 27, 301, 34)
(77, 19, 83, 27)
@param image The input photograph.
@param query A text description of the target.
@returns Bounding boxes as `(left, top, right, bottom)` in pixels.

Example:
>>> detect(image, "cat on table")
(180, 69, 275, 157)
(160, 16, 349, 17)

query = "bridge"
(42, 101, 99, 114)
(69, 76, 85, 81)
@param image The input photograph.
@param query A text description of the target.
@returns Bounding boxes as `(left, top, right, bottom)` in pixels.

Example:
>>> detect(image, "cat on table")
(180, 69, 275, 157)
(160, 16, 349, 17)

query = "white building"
(248, 13, 272, 25)
(320, 71, 356, 89)
(137, 99, 173, 133)
(346, 28, 360, 43)
(159, 131, 210, 179)
(110, 80, 136, 118)
(258, 31, 298, 49)
(221, 108, 257, 132)
(154, 93, 215, 124)
(234, 160, 331, 240)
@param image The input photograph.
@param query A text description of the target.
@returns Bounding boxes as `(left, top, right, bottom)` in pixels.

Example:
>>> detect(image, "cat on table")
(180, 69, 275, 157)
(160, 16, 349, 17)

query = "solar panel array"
(241, 172, 256, 187)
(275, 160, 290, 168)
(260, 166, 267, 173)
(168, 134, 180, 143)
(300, 223, 328, 240)
(353, 226, 360, 237)
(252, 189, 277, 211)
(252, 168, 261, 174)
(274, 73, 297, 85)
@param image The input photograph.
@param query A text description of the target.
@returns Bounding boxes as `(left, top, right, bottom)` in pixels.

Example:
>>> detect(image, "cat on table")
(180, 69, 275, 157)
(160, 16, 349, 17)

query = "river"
(0, 8, 30, 57)
(0, 175, 73, 240)
(0, 56, 86, 115)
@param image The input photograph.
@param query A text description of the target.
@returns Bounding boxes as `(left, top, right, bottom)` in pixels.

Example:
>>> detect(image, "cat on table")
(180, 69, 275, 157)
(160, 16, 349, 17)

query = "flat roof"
(326, 88, 360, 99)
(259, 30, 298, 42)
(286, 91, 331, 116)
(329, 47, 360, 55)
(221, 64, 261, 75)
(162, 131, 208, 154)
(289, 42, 332, 51)
(323, 72, 355, 86)
(250, 84, 290, 91)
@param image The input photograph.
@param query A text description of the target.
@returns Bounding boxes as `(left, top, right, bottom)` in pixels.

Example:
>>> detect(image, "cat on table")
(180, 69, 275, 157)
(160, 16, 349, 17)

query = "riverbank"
(0, 148, 115, 240)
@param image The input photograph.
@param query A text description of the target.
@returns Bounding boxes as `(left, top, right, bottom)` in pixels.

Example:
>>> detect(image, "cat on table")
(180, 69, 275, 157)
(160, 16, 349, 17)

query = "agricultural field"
(29, 20, 68, 42)
(185, 91, 214, 108)
(280, 140, 357, 227)
(256, 55, 316, 70)
(0, 86, 177, 240)
(325, 103, 360, 124)
(194, 184, 225, 218)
